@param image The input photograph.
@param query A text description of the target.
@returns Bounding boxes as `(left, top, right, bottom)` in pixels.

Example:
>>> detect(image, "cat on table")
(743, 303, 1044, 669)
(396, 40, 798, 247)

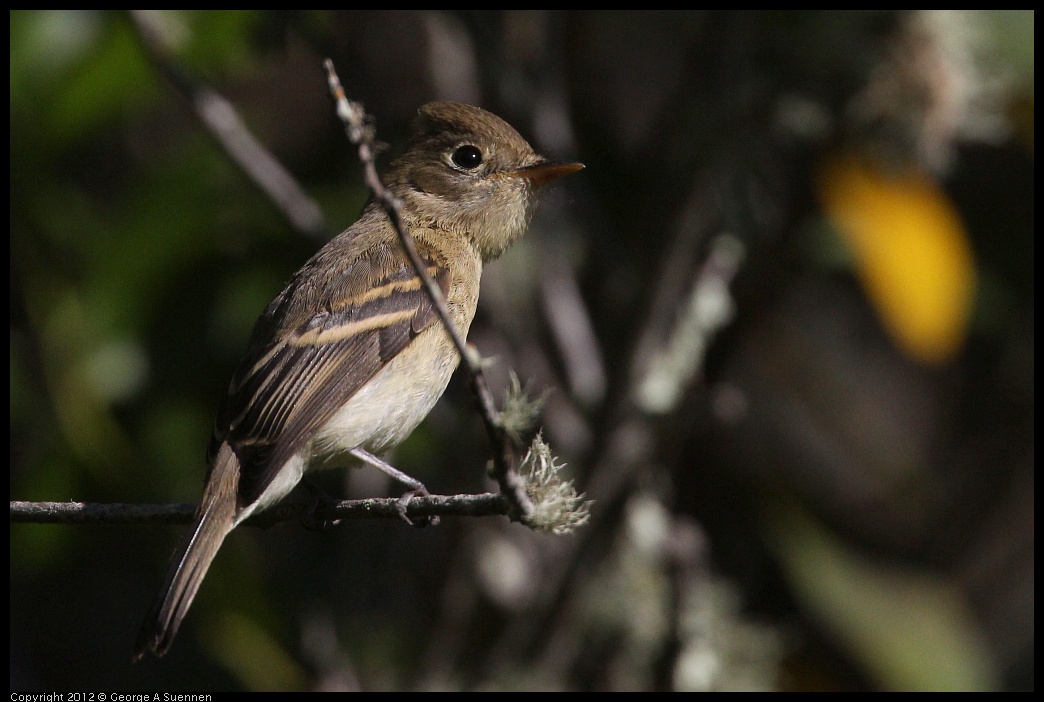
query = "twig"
(10, 493, 509, 526)
(633, 232, 745, 415)
(128, 10, 328, 240)
(322, 59, 535, 522)
(538, 244, 607, 407)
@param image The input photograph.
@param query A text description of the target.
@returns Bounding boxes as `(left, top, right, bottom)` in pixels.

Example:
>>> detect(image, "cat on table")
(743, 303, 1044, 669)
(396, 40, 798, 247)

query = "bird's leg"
(299, 477, 343, 531)
(350, 448, 439, 528)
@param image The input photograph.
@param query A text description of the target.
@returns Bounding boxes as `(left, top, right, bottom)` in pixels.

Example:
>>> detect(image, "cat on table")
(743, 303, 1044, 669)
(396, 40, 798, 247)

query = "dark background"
(10, 10, 1034, 691)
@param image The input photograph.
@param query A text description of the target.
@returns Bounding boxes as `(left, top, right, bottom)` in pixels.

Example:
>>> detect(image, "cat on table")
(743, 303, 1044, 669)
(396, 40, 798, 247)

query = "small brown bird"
(133, 101, 583, 659)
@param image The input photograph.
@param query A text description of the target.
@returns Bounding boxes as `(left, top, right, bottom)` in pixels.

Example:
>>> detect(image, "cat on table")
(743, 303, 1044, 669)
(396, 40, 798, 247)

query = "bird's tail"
(133, 443, 240, 660)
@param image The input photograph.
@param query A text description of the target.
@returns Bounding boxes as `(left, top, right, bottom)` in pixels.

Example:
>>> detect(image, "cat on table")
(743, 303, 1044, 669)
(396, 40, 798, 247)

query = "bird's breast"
(309, 239, 481, 461)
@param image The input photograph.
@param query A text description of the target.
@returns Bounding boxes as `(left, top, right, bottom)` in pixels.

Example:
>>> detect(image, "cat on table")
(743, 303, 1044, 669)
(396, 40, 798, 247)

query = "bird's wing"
(207, 239, 451, 507)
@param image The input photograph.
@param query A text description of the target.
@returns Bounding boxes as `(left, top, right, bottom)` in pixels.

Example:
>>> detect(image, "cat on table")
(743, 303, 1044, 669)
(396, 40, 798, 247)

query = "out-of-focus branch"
(633, 232, 745, 415)
(587, 173, 728, 504)
(128, 9, 328, 240)
(539, 247, 607, 408)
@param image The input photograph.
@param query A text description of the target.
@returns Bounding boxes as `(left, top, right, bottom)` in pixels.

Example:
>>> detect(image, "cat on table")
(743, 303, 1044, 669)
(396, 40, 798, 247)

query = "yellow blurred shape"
(819, 156, 976, 365)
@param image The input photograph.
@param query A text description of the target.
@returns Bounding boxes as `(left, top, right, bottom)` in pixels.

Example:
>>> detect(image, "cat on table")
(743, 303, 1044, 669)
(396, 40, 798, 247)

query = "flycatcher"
(134, 101, 583, 659)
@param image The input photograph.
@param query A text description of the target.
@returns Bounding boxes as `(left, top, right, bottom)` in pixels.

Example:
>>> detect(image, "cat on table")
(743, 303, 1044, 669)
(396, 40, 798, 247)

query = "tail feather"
(133, 444, 240, 660)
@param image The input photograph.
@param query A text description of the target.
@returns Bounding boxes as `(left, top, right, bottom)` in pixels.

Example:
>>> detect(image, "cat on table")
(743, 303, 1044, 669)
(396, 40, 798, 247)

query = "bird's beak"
(510, 160, 585, 188)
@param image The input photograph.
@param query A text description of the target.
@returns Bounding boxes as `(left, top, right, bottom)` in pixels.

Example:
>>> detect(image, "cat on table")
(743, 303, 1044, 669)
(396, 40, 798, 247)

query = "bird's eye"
(451, 145, 484, 170)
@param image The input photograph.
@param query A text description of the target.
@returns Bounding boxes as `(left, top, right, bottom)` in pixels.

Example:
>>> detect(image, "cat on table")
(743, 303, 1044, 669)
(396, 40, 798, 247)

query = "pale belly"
(309, 325, 462, 458)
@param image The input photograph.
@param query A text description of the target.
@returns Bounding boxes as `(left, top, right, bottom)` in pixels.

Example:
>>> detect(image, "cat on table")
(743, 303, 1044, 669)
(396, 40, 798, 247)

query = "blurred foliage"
(10, 10, 1034, 692)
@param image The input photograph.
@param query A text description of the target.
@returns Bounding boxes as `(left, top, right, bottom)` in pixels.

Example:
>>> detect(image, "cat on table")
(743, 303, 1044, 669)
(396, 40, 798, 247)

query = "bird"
(133, 101, 584, 659)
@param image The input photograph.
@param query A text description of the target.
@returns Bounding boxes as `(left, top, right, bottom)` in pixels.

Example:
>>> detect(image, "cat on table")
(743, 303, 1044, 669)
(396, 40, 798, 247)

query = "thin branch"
(128, 10, 328, 240)
(322, 59, 535, 523)
(10, 493, 509, 526)
(633, 232, 745, 415)
(538, 245, 607, 408)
